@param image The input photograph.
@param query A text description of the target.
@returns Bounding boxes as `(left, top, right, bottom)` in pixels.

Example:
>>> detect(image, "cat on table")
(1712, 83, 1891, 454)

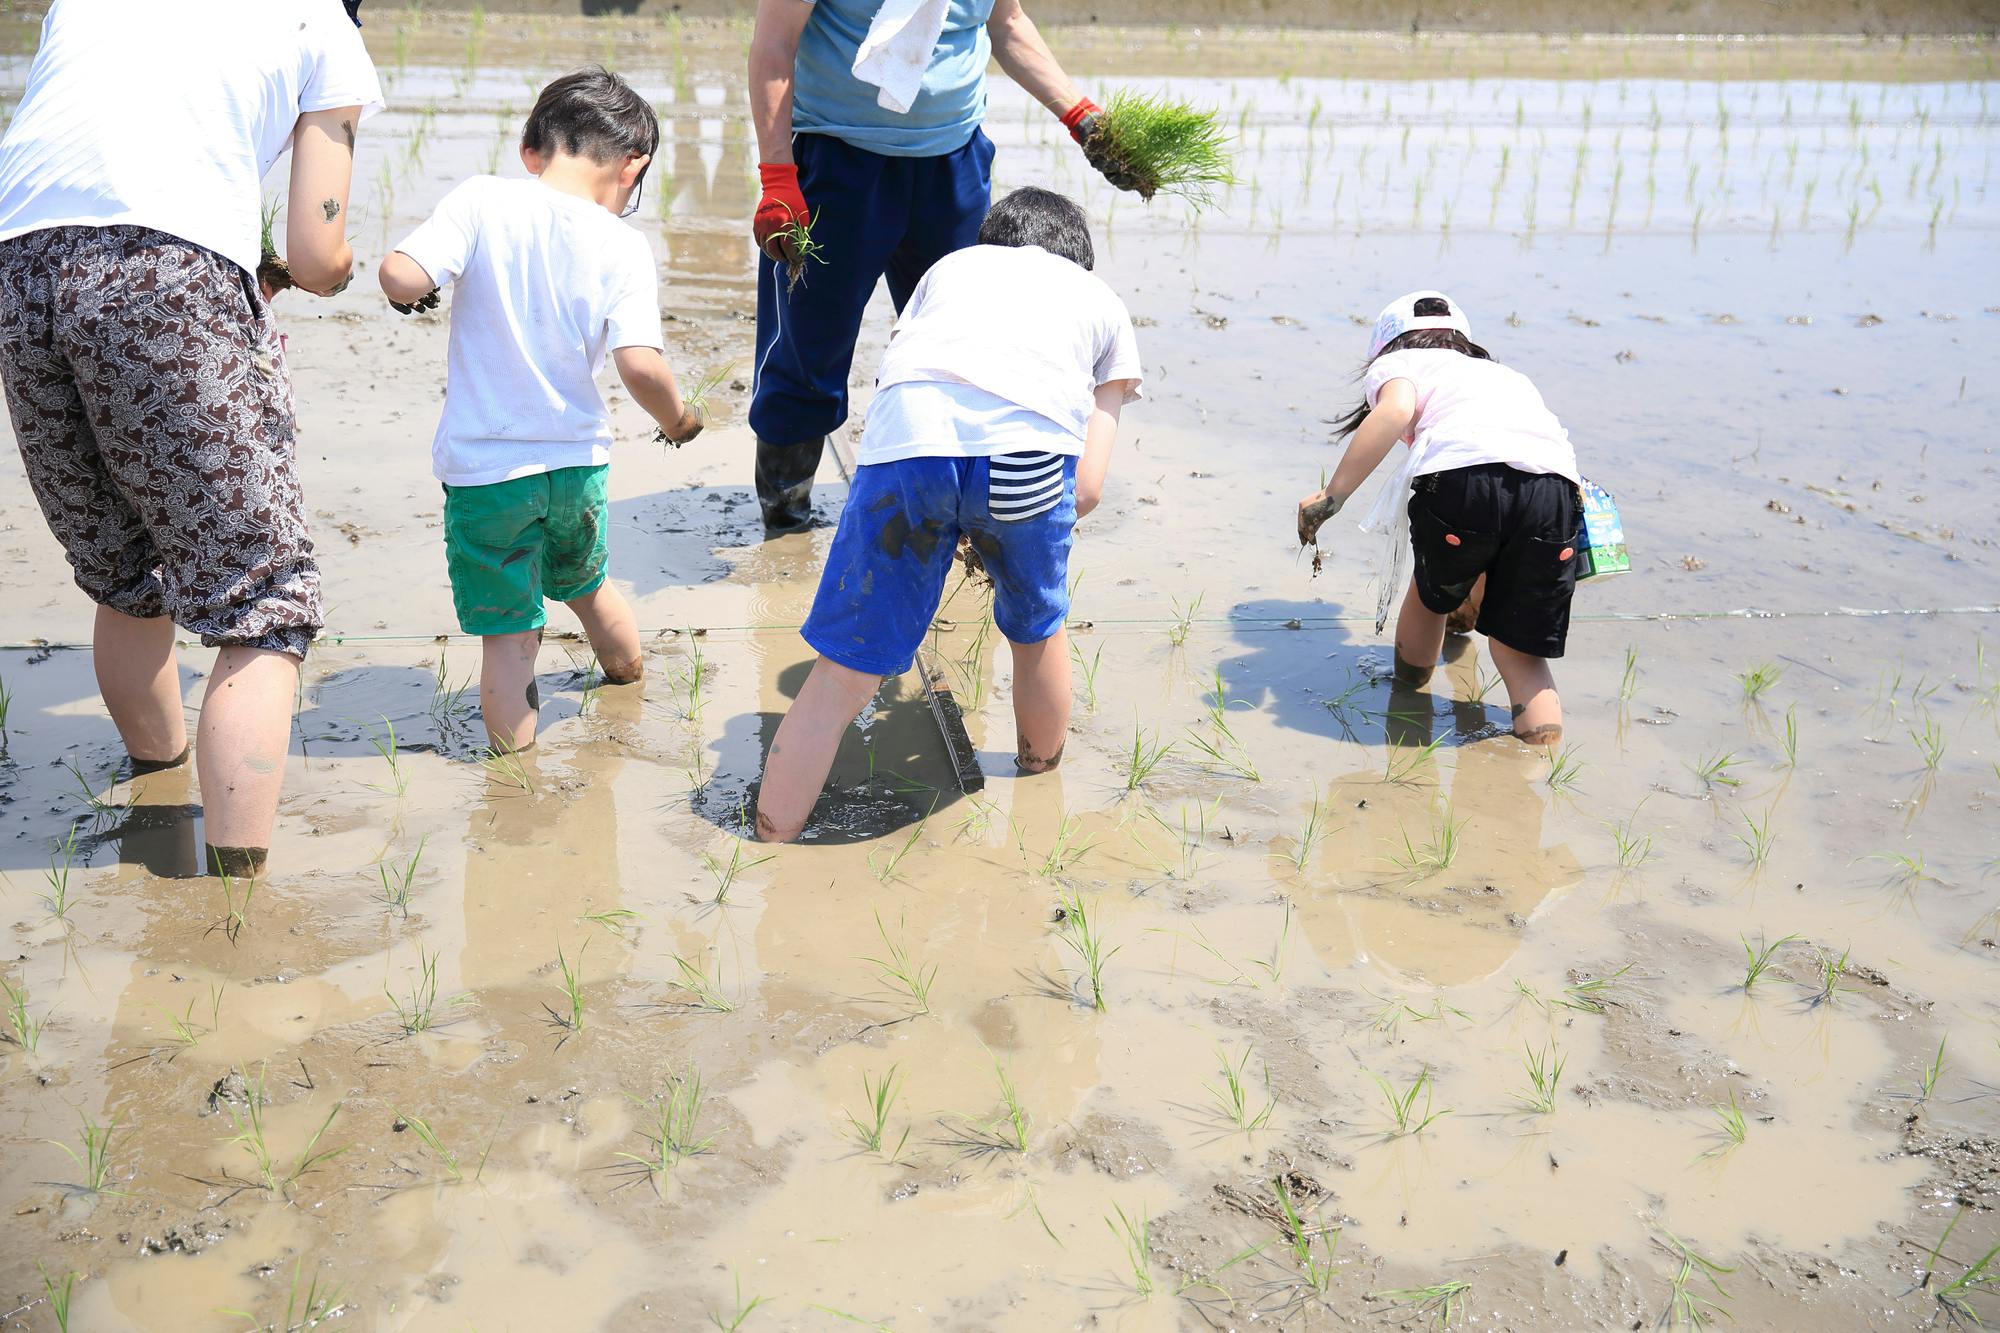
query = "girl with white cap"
(1296, 292, 1582, 747)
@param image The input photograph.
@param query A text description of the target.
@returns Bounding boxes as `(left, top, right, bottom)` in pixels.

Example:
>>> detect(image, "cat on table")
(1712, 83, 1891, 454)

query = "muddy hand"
(1297, 490, 1344, 547)
(390, 288, 440, 315)
(1079, 122, 1152, 197)
(663, 403, 705, 446)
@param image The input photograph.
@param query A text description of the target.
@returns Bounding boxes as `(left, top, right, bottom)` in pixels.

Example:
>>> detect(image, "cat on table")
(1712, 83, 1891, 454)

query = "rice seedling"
(396, 1108, 490, 1185)
(478, 741, 535, 791)
(1865, 850, 1936, 891)
(1370, 1066, 1449, 1137)
(364, 715, 410, 796)
(702, 837, 773, 906)
(1070, 640, 1105, 712)
(1287, 785, 1332, 871)
(1690, 748, 1744, 790)
(993, 1056, 1031, 1151)
(710, 1271, 770, 1332)
(779, 210, 827, 294)
(49, 1110, 122, 1195)
(1166, 591, 1204, 647)
(1545, 742, 1585, 793)
(1924, 1206, 2000, 1326)
(1517, 1043, 1566, 1115)
(61, 757, 127, 815)
(375, 834, 426, 916)
(1184, 718, 1259, 782)
(0, 669, 12, 745)
(1734, 806, 1778, 870)
(1055, 886, 1118, 1011)
(868, 803, 933, 883)
(1605, 806, 1655, 870)
(220, 1064, 347, 1196)
(1910, 717, 1947, 773)
(38, 1264, 77, 1333)
(546, 938, 587, 1039)
(2, 974, 49, 1053)
(1141, 801, 1214, 881)
(1777, 704, 1799, 768)
(1556, 964, 1632, 1014)
(618, 1067, 718, 1186)
(1917, 1035, 1947, 1103)
(1272, 1173, 1341, 1294)
(1371, 1281, 1471, 1327)
(429, 647, 473, 728)
(387, 945, 447, 1036)
(1106, 1202, 1156, 1297)
(1382, 731, 1449, 786)
(1385, 800, 1465, 878)
(674, 630, 710, 724)
(843, 1064, 909, 1161)
(579, 906, 639, 936)
(1034, 814, 1095, 878)
(214, 868, 258, 944)
(1738, 660, 1784, 701)
(680, 361, 734, 423)
(158, 982, 224, 1052)
(1087, 90, 1235, 208)
(39, 825, 81, 922)
(1205, 1044, 1277, 1132)
(1701, 1090, 1748, 1159)
(1739, 932, 1799, 991)
(1658, 1230, 1734, 1329)
(667, 950, 735, 1013)
(1249, 900, 1296, 990)
(1121, 725, 1175, 794)
(1809, 945, 1852, 1007)
(862, 908, 936, 1016)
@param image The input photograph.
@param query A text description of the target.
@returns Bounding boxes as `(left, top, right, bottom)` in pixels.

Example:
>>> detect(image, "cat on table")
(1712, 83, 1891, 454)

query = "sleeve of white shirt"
(392, 179, 483, 289)
(1094, 294, 1145, 403)
(604, 232, 665, 351)
(1364, 351, 1419, 408)
(303, 4, 386, 121)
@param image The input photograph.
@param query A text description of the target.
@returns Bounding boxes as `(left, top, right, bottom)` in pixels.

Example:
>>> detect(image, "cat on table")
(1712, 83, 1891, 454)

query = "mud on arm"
(284, 106, 362, 296)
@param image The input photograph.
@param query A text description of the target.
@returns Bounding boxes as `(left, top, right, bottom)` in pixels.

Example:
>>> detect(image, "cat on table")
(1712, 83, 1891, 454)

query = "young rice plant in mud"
(376, 835, 426, 916)
(1034, 813, 1095, 879)
(220, 1258, 346, 1332)
(1734, 805, 1778, 870)
(1106, 1202, 1157, 1298)
(1910, 717, 1947, 773)
(1545, 742, 1585, 793)
(49, 1111, 123, 1196)
(1287, 784, 1332, 870)
(869, 802, 933, 884)
(1738, 660, 1784, 702)
(1386, 800, 1465, 878)
(702, 834, 773, 906)
(1382, 732, 1448, 787)
(364, 715, 410, 796)
(1605, 805, 1655, 870)
(1166, 591, 1204, 647)
(668, 950, 736, 1013)
(1370, 1281, 1472, 1328)
(1739, 932, 1799, 991)
(38, 1264, 77, 1333)
(710, 1272, 770, 1333)
(1619, 645, 1639, 702)
(544, 938, 588, 1041)
(1087, 90, 1236, 207)
(0, 669, 12, 747)
(389, 945, 448, 1036)
(1122, 724, 1176, 793)
(157, 982, 224, 1055)
(844, 1064, 909, 1161)
(3, 974, 49, 1054)
(220, 1064, 348, 1196)
(212, 869, 258, 944)
(1923, 1206, 2000, 1326)
(617, 1067, 718, 1189)
(862, 908, 936, 1016)
(1778, 704, 1800, 769)
(1071, 640, 1105, 712)
(1371, 1066, 1449, 1138)
(1657, 1230, 1734, 1330)
(1700, 1090, 1748, 1160)
(1272, 1174, 1341, 1296)
(39, 825, 81, 922)
(1917, 1035, 1948, 1104)
(478, 741, 535, 792)
(1205, 1044, 1278, 1132)
(1517, 1042, 1566, 1115)
(1691, 748, 1744, 791)
(1054, 886, 1119, 1011)
(395, 1109, 491, 1185)
(1809, 945, 1852, 1007)
(779, 210, 827, 294)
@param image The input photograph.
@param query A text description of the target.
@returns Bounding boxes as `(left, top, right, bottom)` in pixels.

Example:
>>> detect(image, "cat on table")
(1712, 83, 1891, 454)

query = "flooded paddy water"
(2, 9, 1998, 1329)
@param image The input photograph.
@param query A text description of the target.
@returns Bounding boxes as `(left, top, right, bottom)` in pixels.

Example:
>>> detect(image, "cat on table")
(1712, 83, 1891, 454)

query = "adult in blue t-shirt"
(746, 0, 1125, 534)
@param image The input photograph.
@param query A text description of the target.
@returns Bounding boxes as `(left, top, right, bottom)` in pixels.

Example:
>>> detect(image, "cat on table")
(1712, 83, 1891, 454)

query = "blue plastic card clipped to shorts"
(1578, 479, 1629, 579)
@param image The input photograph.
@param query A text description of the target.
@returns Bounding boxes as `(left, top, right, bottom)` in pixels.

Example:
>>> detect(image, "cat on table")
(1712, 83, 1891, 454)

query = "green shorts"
(443, 464, 611, 635)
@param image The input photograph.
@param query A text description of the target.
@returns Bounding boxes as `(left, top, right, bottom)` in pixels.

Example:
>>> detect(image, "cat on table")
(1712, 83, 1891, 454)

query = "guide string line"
(2, 603, 1995, 653)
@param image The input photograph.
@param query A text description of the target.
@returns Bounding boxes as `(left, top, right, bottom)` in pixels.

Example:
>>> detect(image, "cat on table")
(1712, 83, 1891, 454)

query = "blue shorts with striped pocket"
(802, 452, 1078, 677)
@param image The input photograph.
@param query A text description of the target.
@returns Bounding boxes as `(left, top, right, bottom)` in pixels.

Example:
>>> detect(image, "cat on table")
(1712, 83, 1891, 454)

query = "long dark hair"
(1331, 300, 1493, 440)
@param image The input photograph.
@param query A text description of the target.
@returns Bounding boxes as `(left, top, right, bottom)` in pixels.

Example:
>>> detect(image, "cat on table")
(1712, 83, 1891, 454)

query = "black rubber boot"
(755, 436, 825, 535)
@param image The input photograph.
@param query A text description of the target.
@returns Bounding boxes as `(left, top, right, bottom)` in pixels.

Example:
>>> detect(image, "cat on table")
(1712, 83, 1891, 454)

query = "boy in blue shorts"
(755, 187, 1142, 842)
(379, 68, 704, 752)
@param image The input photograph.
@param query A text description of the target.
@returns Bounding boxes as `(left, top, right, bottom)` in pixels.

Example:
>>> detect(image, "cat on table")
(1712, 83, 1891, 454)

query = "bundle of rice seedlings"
(257, 196, 294, 295)
(1085, 91, 1235, 209)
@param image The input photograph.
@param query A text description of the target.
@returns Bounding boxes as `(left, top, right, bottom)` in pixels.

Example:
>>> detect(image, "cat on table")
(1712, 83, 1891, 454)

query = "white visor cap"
(1367, 290, 1472, 360)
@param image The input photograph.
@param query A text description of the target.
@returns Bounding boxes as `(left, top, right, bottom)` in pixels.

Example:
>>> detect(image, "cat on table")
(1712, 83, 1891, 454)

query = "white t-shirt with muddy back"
(0, 0, 383, 278)
(859, 243, 1144, 466)
(1364, 348, 1580, 484)
(394, 176, 666, 488)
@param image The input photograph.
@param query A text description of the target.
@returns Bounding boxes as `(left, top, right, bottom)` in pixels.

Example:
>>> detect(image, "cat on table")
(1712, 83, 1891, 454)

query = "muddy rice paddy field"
(1, 12, 1998, 1331)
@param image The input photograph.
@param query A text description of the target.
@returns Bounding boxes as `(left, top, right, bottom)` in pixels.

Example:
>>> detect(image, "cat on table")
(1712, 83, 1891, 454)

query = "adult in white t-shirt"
(0, 0, 383, 879)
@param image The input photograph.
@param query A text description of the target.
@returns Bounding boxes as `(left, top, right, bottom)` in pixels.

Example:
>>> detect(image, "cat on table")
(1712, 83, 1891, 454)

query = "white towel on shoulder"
(851, 0, 951, 115)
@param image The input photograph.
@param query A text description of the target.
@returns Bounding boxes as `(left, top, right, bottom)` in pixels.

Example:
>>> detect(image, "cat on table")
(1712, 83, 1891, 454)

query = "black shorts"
(1409, 463, 1582, 659)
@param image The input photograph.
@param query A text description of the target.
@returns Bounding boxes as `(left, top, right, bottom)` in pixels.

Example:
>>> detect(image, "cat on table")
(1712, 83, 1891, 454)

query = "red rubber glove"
(753, 162, 810, 262)
(1060, 96, 1102, 145)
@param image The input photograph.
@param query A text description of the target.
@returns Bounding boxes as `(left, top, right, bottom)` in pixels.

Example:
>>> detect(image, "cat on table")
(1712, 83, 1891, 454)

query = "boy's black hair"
(342, 0, 363, 27)
(1331, 296, 1493, 440)
(522, 67, 659, 165)
(977, 186, 1095, 271)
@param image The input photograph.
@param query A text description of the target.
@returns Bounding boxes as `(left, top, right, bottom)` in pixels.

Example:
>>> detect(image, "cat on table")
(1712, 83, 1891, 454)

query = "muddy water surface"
(1, 13, 1997, 1332)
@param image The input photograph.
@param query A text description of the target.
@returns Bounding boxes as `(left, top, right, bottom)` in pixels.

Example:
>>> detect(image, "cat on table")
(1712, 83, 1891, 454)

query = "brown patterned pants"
(0, 225, 320, 657)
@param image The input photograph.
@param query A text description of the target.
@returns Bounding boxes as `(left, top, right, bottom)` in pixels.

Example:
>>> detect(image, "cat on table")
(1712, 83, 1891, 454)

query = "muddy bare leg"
(1490, 638, 1562, 745)
(756, 656, 882, 842)
(94, 605, 189, 766)
(1392, 578, 1448, 687)
(1010, 627, 1071, 773)
(1445, 573, 1487, 636)
(479, 630, 542, 752)
(196, 646, 298, 872)
(566, 581, 643, 683)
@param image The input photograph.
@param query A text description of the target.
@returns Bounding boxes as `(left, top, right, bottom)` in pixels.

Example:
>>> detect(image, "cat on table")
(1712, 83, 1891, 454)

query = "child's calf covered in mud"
(754, 187, 1143, 842)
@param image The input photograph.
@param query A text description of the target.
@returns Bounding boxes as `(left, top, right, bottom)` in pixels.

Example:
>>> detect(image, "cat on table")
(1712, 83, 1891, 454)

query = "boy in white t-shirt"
(1296, 291, 1583, 746)
(381, 67, 704, 754)
(755, 187, 1143, 842)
